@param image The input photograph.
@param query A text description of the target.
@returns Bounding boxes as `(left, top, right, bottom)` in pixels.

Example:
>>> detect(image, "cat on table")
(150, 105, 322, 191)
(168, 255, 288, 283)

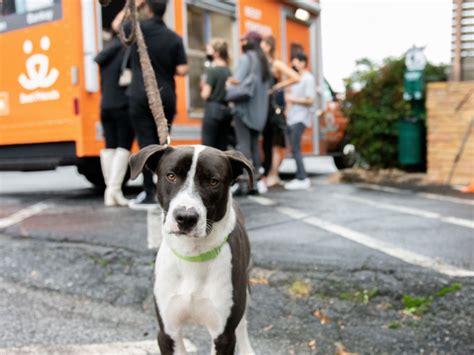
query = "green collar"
(171, 235, 229, 263)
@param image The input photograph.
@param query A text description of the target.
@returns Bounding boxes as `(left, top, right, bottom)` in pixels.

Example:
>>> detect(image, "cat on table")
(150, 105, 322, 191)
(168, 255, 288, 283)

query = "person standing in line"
(227, 31, 271, 194)
(95, 31, 135, 207)
(113, 0, 188, 210)
(284, 52, 316, 190)
(200, 39, 232, 150)
(260, 35, 300, 191)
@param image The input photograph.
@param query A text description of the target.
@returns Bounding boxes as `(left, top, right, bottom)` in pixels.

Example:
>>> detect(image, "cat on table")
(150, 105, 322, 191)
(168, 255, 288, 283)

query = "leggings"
(101, 106, 134, 150)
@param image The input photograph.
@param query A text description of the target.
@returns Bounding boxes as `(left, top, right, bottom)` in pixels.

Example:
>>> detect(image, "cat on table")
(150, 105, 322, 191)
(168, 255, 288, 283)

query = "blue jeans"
(288, 122, 306, 180)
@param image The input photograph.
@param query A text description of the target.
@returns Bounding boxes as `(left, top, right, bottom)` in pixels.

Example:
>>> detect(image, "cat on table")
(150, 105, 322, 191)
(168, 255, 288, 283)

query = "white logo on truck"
(18, 36, 60, 104)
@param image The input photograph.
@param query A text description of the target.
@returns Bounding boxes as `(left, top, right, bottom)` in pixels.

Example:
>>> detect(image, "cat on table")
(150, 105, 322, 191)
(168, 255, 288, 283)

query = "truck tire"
(77, 157, 130, 188)
(77, 157, 105, 187)
(334, 143, 356, 170)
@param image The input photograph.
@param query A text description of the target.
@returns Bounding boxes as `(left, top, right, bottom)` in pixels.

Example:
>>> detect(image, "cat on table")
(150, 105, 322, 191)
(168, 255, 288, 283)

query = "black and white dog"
(130, 144, 255, 355)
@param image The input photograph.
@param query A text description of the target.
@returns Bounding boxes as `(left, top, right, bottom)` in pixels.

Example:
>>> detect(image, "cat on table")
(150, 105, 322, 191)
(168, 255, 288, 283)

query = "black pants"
(101, 106, 134, 150)
(129, 99, 175, 196)
(262, 109, 273, 176)
(202, 102, 230, 151)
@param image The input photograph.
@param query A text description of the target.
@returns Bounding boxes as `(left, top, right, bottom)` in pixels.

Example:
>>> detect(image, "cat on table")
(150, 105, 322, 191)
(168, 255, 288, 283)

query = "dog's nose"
(174, 207, 199, 232)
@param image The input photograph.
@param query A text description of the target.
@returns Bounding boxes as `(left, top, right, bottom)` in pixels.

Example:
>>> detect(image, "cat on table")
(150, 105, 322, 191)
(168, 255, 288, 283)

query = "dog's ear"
(223, 150, 255, 189)
(129, 145, 172, 180)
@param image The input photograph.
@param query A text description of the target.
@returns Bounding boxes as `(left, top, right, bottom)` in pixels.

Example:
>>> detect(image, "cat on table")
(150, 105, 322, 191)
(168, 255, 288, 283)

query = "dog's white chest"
(154, 243, 233, 337)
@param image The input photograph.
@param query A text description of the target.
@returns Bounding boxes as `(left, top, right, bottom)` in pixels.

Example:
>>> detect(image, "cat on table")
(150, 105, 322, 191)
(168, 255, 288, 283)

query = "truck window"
(0, 0, 62, 33)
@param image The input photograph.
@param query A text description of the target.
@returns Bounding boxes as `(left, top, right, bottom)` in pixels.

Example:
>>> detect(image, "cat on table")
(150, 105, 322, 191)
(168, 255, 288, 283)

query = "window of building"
(186, 4, 235, 117)
(0, 0, 61, 33)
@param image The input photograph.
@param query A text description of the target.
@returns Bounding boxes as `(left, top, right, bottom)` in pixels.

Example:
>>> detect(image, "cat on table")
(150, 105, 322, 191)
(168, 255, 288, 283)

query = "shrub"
(342, 57, 448, 168)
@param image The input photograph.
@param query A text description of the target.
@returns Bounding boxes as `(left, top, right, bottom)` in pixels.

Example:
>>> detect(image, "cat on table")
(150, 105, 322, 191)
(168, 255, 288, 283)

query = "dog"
(130, 144, 256, 355)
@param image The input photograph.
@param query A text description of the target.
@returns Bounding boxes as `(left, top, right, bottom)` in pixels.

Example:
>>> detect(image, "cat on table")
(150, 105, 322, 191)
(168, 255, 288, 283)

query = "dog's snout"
(174, 207, 199, 232)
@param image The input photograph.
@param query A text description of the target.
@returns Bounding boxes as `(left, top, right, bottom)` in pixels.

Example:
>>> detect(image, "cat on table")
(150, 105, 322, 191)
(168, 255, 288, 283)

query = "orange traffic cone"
(460, 180, 474, 193)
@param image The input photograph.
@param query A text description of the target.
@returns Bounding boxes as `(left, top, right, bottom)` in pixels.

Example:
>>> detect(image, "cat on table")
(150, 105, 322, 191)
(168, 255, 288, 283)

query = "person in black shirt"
(114, 0, 188, 210)
(200, 39, 232, 150)
(95, 33, 134, 207)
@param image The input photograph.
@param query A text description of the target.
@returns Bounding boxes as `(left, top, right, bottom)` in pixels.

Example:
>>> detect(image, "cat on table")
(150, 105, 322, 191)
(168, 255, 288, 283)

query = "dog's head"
(129, 145, 254, 238)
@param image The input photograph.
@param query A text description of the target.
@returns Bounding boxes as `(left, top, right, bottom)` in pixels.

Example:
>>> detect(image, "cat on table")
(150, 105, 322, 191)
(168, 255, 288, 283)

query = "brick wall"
(426, 81, 474, 185)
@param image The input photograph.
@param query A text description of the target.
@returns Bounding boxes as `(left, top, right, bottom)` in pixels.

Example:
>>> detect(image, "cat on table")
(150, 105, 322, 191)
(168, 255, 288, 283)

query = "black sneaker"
(128, 191, 159, 211)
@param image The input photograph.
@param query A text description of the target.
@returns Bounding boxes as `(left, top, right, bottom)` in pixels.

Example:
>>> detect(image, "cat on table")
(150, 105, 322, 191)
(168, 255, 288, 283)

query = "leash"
(171, 235, 229, 263)
(98, 0, 171, 146)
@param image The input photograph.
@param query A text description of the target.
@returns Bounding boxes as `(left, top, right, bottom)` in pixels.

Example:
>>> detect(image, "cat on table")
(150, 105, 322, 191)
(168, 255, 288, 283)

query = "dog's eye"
(209, 178, 220, 187)
(166, 173, 177, 182)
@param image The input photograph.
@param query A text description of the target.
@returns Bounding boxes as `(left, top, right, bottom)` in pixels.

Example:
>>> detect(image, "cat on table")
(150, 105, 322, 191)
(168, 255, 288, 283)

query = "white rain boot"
(100, 149, 115, 206)
(104, 148, 130, 207)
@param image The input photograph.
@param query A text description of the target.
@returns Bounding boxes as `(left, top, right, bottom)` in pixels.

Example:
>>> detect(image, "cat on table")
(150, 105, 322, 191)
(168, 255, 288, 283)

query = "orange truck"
(0, 0, 354, 186)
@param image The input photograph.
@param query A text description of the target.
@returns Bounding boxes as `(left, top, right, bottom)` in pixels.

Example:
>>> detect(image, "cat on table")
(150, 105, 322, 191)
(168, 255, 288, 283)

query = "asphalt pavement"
(0, 158, 473, 354)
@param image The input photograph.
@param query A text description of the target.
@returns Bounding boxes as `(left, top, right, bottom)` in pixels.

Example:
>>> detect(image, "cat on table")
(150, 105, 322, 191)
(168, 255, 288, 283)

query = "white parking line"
(355, 183, 474, 206)
(336, 194, 474, 229)
(0, 202, 49, 229)
(1, 338, 197, 354)
(252, 200, 474, 278)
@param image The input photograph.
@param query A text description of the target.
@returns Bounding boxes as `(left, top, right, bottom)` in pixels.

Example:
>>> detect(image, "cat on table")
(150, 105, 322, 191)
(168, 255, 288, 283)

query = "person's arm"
(176, 64, 189, 76)
(227, 54, 250, 85)
(174, 38, 189, 76)
(271, 59, 300, 92)
(201, 68, 214, 100)
(286, 75, 315, 106)
(111, 0, 145, 33)
(201, 83, 212, 100)
(94, 38, 121, 66)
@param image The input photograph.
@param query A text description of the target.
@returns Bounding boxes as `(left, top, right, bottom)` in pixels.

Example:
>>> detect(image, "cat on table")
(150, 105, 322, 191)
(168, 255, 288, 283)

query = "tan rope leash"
(99, 0, 170, 146)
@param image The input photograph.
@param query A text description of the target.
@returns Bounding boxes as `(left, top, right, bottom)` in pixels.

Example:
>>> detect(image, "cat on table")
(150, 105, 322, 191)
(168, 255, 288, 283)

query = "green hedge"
(342, 57, 448, 168)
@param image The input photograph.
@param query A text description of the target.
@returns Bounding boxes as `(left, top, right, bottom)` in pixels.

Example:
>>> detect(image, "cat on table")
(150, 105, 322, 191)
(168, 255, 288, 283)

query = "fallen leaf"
(262, 324, 273, 332)
(320, 314, 331, 324)
(249, 275, 269, 285)
(335, 342, 358, 355)
(312, 309, 331, 324)
(308, 339, 317, 349)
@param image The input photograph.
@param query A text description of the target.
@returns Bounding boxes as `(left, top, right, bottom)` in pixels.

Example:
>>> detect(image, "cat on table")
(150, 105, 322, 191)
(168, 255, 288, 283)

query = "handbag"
(118, 47, 132, 87)
(270, 92, 287, 131)
(225, 53, 257, 103)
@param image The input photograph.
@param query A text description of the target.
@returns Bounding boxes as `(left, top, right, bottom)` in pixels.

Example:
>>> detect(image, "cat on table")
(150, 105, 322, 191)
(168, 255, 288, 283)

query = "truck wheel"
(334, 143, 356, 170)
(77, 157, 130, 188)
(77, 158, 105, 187)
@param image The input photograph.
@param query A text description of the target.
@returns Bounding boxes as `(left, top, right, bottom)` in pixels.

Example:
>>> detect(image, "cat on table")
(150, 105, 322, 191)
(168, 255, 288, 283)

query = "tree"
(342, 56, 448, 168)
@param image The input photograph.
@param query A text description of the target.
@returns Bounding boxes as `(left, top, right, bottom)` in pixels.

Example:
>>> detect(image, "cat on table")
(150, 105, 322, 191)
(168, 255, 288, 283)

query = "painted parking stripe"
(336, 194, 474, 229)
(1, 338, 197, 354)
(248, 195, 278, 206)
(355, 183, 474, 206)
(251, 199, 474, 277)
(0, 202, 49, 229)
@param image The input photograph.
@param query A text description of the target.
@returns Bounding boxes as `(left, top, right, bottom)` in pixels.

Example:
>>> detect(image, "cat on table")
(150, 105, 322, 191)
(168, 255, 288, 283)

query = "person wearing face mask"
(200, 39, 232, 151)
(227, 31, 271, 195)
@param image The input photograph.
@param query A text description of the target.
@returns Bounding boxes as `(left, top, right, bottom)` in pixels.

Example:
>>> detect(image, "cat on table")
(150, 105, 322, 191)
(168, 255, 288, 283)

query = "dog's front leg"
(212, 331, 237, 355)
(235, 311, 255, 355)
(155, 301, 187, 355)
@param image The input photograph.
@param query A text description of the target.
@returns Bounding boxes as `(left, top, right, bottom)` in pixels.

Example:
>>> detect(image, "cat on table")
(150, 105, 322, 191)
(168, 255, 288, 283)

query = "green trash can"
(398, 117, 423, 166)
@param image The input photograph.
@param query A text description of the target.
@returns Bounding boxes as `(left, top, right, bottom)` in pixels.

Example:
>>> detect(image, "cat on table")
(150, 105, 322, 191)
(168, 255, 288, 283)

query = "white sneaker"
(257, 180, 268, 194)
(284, 178, 311, 190)
(128, 191, 159, 211)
